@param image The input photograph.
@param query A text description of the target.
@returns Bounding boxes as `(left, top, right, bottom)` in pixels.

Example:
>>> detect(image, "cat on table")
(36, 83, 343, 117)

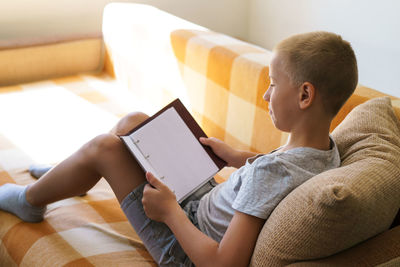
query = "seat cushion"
(251, 97, 400, 266)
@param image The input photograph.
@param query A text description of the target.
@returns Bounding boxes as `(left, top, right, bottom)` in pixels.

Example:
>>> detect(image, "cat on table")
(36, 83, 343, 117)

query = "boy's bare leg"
(26, 110, 147, 183)
(0, 112, 149, 222)
(29, 112, 148, 179)
(28, 111, 150, 205)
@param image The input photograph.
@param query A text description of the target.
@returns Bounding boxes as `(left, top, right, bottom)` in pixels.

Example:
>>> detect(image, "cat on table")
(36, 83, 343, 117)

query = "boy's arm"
(167, 206, 264, 267)
(199, 137, 258, 169)
(143, 172, 265, 267)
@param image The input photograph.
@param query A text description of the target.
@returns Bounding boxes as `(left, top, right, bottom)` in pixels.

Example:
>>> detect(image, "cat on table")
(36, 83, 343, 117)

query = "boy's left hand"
(142, 172, 180, 222)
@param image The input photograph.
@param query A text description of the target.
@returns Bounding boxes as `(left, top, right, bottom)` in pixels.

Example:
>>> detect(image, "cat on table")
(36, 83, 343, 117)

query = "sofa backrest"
(169, 29, 400, 154)
(102, 3, 399, 154)
(0, 35, 103, 86)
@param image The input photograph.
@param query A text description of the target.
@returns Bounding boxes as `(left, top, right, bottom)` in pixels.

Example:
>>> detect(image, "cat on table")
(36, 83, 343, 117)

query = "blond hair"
(274, 31, 358, 116)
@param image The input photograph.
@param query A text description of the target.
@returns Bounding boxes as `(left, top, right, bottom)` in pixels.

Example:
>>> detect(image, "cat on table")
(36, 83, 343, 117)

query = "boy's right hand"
(199, 137, 237, 167)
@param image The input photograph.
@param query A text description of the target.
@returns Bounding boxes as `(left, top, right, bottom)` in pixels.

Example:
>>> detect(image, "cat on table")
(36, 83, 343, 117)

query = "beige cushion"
(250, 97, 400, 266)
(286, 226, 400, 266)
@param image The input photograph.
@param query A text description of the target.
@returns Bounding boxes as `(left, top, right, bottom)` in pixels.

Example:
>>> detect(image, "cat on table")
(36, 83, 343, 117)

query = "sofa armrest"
(102, 3, 205, 113)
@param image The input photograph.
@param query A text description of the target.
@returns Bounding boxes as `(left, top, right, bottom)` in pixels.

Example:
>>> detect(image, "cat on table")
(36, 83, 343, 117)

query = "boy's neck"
(281, 119, 332, 152)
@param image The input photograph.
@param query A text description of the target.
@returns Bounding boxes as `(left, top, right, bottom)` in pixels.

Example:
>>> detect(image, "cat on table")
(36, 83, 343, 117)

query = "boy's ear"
(298, 82, 315, 110)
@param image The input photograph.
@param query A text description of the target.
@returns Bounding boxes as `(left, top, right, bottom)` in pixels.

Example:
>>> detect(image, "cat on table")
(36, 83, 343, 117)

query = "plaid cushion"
(0, 74, 156, 266)
(170, 29, 279, 154)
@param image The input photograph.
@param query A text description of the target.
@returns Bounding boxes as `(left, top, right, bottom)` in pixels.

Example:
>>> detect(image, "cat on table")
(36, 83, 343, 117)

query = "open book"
(120, 99, 226, 203)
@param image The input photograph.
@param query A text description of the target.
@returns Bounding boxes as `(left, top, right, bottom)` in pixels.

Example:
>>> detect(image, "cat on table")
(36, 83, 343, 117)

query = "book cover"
(120, 99, 226, 203)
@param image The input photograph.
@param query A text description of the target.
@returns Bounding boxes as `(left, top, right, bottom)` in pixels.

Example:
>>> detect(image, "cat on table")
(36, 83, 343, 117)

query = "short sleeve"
(232, 155, 296, 219)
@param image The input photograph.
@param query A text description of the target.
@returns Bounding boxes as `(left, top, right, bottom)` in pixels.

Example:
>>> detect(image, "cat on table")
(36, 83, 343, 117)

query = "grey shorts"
(120, 179, 217, 267)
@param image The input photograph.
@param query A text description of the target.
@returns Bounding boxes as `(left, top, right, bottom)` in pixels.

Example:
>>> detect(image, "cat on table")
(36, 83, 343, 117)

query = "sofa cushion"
(286, 226, 400, 266)
(250, 97, 400, 266)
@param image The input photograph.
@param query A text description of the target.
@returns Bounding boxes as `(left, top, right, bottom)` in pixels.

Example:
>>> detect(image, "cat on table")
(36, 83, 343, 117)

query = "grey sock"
(29, 165, 53, 179)
(0, 184, 46, 223)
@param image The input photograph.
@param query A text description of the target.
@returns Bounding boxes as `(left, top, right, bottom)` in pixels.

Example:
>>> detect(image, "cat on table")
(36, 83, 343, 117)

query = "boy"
(0, 31, 358, 266)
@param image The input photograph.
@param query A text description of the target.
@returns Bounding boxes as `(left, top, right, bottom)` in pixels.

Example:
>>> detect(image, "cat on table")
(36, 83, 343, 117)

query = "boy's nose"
(263, 88, 271, 102)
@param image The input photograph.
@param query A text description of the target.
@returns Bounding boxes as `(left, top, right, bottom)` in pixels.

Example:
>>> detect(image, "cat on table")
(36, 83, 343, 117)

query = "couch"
(0, 3, 399, 266)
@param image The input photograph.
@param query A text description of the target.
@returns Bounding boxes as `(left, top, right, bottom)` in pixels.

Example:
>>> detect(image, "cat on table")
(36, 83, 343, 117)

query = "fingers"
(200, 136, 219, 145)
(145, 172, 166, 189)
(199, 137, 208, 145)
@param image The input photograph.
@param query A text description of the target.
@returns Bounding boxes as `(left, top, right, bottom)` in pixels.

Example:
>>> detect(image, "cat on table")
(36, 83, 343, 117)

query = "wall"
(247, 0, 400, 97)
(0, 0, 248, 42)
(1, 0, 399, 97)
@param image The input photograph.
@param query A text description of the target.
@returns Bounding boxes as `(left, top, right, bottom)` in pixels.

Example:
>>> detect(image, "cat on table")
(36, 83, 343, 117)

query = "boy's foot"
(28, 164, 87, 197)
(28, 164, 53, 179)
(0, 184, 46, 223)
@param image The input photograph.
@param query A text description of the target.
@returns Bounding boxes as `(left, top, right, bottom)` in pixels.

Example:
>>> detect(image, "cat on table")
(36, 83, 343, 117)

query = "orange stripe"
(88, 199, 127, 223)
(0, 171, 14, 185)
(256, 66, 270, 109)
(53, 75, 85, 85)
(103, 48, 116, 78)
(170, 30, 198, 63)
(207, 46, 238, 90)
(331, 85, 399, 131)
(330, 94, 370, 132)
(0, 85, 23, 93)
(201, 115, 226, 141)
(355, 85, 394, 99)
(63, 257, 95, 267)
(2, 221, 56, 264)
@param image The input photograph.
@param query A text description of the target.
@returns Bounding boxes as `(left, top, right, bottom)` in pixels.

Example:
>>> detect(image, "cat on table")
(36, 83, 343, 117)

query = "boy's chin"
(271, 119, 290, 133)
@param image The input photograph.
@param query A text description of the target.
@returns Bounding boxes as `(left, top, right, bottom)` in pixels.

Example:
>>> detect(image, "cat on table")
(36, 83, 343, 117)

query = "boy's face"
(263, 52, 299, 132)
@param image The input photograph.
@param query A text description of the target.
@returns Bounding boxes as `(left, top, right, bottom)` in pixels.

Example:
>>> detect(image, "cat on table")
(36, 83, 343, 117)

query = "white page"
(120, 135, 159, 177)
(128, 107, 219, 202)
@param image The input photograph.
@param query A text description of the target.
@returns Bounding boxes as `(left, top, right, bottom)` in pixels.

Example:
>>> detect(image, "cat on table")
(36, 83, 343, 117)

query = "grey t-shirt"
(196, 138, 340, 242)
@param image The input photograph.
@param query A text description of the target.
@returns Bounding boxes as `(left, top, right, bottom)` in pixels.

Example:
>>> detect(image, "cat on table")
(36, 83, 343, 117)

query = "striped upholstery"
(171, 29, 277, 154)
(169, 29, 400, 154)
(1, 4, 400, 266)
(0, 75, 156, 266)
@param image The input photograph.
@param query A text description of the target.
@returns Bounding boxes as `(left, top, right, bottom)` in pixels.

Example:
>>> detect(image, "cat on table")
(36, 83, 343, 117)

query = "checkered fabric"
(0, 74, 156, 266)
(1, 27, 399, 266)
(170, 29, 277, 154)
(169, 29, 400, 154)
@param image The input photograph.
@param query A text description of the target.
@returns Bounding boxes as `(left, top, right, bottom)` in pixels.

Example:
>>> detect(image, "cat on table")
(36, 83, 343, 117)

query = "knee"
(85, 133, 122, 158)
(112, 112, 150, 136)
(124, 111, 150, 125)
